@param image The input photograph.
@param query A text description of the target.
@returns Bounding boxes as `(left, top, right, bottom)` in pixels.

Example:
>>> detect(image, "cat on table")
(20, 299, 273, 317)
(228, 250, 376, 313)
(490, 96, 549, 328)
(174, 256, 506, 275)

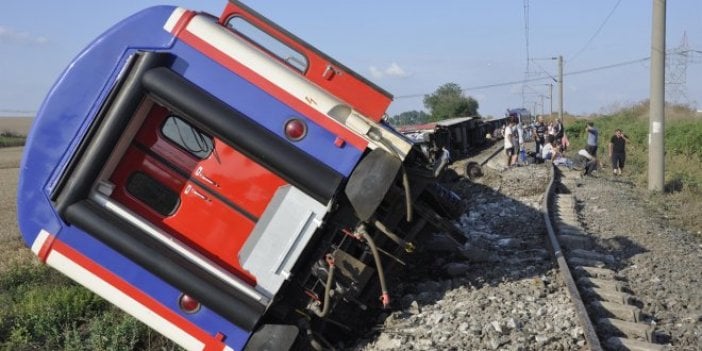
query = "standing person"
(504, 118, 515, 166)
(553, 119, 564, 148)
(514, 121, 524, 165)
(585, 122, 598, 157)
(533, 115, 547, 155)
(582, 122, 599, 176)
(608, 129, 629, 175)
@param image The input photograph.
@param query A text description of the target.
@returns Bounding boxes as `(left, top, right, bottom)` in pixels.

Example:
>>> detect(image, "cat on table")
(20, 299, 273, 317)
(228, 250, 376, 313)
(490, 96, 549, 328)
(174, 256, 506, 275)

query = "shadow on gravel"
(558, 179, 649, 271)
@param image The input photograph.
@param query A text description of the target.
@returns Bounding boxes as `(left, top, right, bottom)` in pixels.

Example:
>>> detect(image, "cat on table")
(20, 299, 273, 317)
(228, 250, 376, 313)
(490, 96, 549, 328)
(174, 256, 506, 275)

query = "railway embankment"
(355, 145, 701, 350)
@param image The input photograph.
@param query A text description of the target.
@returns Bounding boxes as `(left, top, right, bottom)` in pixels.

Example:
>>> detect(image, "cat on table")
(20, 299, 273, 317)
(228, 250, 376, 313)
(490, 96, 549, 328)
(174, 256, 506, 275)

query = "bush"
(4, 284, 106, 348)
(0, 261, 180, 350)
(87, 310, 149, 351)
(0, 261, 63, 292)
(560, 103, 702, 235)
(666, 121, 702, 158)
(0, 130, 26, 147)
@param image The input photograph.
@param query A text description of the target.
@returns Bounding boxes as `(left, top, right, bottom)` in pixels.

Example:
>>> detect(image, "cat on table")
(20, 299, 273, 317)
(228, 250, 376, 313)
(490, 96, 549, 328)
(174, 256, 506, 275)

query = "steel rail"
(542, 165, 603, 351)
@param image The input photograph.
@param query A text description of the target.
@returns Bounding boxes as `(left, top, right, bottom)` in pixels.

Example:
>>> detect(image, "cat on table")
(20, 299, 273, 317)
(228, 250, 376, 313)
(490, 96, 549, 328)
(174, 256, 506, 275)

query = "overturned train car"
(399, 116, 509, 160)
(16, 1, 463, 350)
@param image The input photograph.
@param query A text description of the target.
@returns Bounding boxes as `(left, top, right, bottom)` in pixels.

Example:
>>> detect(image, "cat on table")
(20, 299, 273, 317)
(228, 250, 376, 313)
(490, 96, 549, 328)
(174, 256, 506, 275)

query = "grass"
(0, 258, 181, 350)
(0, 131, 25, 148)
(562, 101, 702, 235)
(0, 145, 179, 350)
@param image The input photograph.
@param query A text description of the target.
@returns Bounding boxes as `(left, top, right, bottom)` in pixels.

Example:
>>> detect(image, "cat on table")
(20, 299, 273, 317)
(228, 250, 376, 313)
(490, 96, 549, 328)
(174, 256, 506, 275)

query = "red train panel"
(219, 1, 393, 121)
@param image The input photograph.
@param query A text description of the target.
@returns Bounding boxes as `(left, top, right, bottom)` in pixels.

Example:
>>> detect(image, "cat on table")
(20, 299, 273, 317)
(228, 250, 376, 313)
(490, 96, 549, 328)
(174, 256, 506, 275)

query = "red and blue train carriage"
(17, 1, 457, 350)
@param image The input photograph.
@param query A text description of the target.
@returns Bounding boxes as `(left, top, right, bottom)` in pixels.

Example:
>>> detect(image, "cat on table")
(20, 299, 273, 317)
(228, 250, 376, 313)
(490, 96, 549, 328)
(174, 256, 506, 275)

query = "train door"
(108, 103, 287, 284)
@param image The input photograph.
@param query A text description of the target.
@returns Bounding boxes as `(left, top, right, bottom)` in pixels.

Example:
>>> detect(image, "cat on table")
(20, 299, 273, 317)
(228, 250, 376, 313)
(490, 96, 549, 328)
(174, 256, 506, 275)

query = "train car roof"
(436, 116, 478, 127)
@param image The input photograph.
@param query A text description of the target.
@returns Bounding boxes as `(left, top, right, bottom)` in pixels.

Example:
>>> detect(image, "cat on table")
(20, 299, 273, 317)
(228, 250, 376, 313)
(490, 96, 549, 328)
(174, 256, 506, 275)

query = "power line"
(569, 0, 623, 63)
(395, 56, 652, 99)
(530, 59, 558, 82)
(565, 56, 650, 77)
(521, 0, 531, 106)
(395, 74, 551, 99)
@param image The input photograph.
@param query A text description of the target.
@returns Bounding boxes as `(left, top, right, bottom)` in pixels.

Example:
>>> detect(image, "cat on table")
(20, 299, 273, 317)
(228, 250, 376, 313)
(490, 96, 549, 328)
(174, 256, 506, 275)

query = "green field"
(562, 101, 702, 234)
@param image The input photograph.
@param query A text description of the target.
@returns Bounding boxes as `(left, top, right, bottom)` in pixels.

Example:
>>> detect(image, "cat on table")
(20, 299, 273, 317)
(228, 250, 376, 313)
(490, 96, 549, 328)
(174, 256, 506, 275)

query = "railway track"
(544, 165, 668, 350)
(355, 144, 579, 350)
(355, 142, 681, 350)
(461, 143, 670, 350)
(464, 144, 668, 349)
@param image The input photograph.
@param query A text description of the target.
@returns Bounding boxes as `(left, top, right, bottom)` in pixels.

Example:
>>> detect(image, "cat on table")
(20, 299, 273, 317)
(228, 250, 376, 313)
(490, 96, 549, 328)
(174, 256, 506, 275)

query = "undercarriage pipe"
(310, 254, 336, 318)
(360, 231, 390, 309)
(373, 220, 415, 253)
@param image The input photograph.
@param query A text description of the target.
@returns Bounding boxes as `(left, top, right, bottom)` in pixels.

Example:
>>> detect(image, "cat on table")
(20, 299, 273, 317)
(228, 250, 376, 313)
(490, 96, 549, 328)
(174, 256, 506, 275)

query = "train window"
(161, 116, 214, 159)
(225, 17, 308, 73)
(126, 172, 180, 216)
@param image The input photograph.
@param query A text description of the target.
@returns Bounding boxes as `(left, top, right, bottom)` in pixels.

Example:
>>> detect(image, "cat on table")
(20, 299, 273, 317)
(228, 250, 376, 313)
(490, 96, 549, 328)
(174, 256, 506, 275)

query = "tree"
(388, 110, 431, 126)
(423, 83, 479, 121)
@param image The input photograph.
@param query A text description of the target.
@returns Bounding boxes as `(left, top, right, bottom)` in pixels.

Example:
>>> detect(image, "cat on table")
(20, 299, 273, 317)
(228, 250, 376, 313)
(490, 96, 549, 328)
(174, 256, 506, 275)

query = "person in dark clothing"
(608, 129, 629, 175)
(533, 115, 547, 155)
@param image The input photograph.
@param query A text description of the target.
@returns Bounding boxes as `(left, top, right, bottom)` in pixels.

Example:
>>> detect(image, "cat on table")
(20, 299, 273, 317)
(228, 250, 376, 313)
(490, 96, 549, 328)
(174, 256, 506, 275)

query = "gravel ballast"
(351, 151, 701, 350)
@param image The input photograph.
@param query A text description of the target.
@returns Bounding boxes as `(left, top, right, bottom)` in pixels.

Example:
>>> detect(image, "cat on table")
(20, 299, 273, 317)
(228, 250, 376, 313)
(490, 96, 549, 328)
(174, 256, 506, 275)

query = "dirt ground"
(0, 147, 21, 240)
(0, 147, 32, 275)
(0, 117, 33, 135)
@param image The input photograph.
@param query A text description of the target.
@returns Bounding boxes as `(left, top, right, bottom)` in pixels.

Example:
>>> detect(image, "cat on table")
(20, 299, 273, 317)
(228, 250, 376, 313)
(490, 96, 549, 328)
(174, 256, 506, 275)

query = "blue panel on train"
(170, 41, 363, 176)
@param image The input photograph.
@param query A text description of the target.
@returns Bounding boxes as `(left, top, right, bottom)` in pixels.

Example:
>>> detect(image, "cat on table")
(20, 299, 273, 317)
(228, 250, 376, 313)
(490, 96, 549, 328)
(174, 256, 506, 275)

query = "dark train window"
(161, 116, 214, 159)
(126, 172, 180, 216)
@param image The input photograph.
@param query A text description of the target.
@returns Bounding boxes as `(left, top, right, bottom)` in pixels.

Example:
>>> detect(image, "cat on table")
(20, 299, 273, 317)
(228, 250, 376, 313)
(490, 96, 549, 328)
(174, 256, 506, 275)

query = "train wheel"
(465, 161, 483, 180)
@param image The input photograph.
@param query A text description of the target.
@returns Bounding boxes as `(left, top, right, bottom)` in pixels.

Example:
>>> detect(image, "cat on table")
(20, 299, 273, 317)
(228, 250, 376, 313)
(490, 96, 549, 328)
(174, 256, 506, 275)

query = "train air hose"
(311, 254, 336, 318)
(361, 231, 390, 309)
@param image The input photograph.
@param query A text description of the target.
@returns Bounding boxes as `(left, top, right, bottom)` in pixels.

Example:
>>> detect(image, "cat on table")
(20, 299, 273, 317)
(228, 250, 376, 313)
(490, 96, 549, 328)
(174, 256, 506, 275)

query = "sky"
(0, 1, 700, 118)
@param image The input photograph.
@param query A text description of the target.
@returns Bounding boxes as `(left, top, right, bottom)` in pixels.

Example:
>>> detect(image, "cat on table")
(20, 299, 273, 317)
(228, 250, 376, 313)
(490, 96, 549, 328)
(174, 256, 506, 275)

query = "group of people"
(533, 116, 565, 156)
(580, 122, 630, 176)
(503, 117, 629, 176)
(503, 115, 564, 167)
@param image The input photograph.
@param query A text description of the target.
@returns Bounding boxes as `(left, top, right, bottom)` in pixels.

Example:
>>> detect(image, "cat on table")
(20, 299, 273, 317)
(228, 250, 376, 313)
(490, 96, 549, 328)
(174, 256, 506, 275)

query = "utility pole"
(540, 95, 545, 116)
(548, 83, 553, 117)
(649, 0, 666, 191)
(558, 55, 564, 124)
(531, 58, 558, 118)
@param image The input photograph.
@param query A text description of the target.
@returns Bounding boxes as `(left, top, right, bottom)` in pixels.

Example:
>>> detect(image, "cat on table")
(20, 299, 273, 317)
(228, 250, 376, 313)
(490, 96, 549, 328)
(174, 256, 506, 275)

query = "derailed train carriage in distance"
(17, 1, 466, 350)
(398, 116, 509, 160)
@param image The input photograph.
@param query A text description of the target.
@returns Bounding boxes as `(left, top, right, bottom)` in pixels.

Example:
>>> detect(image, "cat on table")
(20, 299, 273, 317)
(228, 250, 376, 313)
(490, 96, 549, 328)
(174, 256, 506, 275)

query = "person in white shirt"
(541, 138, 555, 161)
(504, 118, 515, 166)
